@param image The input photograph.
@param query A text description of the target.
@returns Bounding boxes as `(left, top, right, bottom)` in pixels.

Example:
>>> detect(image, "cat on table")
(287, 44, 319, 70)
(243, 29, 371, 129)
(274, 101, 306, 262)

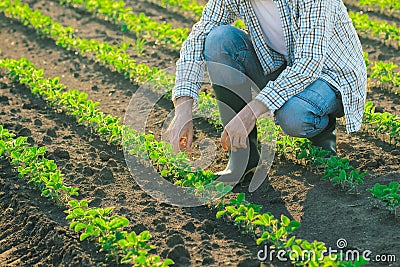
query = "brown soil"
(0, 0, 399, 266)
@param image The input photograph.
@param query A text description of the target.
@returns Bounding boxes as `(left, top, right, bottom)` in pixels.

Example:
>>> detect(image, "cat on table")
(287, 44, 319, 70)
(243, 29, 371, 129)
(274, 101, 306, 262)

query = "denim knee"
(275, 96, 330, 138)
(204, 25, 247, 61)
(275, 79, 344, 138)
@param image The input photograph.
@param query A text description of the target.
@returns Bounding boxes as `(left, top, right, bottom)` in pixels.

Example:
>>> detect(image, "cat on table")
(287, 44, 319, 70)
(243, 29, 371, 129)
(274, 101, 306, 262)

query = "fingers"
(170, 135, 180, 155)
(222, 131, 246, 152)
(167, 122, 181, 155)
(221, 129, 229, 151)
(186, 127, 193, 149)
(179, 126, 194, 151)
(167, 117, 193, 155)
(179, 135, 187, 151)
(238, 135, 247, 149)
(221, 119, 248, 152)
(230, 136, 247, 152)
(230, 136, 237, 152)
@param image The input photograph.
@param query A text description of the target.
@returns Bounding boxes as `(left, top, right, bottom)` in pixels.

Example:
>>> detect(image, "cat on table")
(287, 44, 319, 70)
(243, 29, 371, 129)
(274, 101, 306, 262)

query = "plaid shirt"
(172, 0, 367, 133)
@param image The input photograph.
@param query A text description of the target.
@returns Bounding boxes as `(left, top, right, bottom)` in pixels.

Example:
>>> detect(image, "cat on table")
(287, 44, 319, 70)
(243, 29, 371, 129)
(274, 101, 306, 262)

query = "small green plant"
(370, 61, 400, 90)
(368, 182, 400, 215)
(322, 157, 367, 193)
(296, 145, 330, 169)
(363, 102, 400, 145)
(119, 37, 132, 52)
(67, 200, 174, 265)
(134, 37, 146, 55)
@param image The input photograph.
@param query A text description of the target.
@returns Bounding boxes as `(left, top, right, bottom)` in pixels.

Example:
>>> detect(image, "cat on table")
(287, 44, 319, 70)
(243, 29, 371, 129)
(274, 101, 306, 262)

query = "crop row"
(0, 0, 174, 85)
(0, 126, 79, 203)
(367, 58, 400, 92)
(358, 0, 400, 14)
(0, 125, 173, 266)
(0, 57, 364, 266)
(152, 0, 203, 18)
(363, 102, 400, 145)
(349, 11, 400, 47)
(58, 0, 188, 49)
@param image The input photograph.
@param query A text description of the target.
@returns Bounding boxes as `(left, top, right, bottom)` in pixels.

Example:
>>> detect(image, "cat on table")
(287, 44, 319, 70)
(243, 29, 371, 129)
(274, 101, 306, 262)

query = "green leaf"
(68, 199, 79, 207)
(301, 240, 312, 250)
(74, 222, 87, 232)
(139, 230, 151, 241)
(41, 189, 50, 197)
(281, 215, 291, 226)
(93, 218, 107, 229)
(234, 215, 247, 222)
(161, 259, 175, 266)
(80, 232, 91, 241)
(256, 232, 270, 245)
(216, 210, 227, 219)
(37, 146, 47, 155)
(69, 222, 78, 230)
(134, 255, 147, 264)
(287, 220, 301, 232)
(79, 200, 88, 207)
(109, 217, 129, 229)
(275, 227, 286, 239)
(118, 239, 129, 248)
(290, 245, 302, 260)
(127, 232, 138, 244)
(286, 236, 296, 248)
(161, 169, 170, 176)
(225, 206, 237, 214)
(103, 207, 114, 215)
(73, 208, 85, 217)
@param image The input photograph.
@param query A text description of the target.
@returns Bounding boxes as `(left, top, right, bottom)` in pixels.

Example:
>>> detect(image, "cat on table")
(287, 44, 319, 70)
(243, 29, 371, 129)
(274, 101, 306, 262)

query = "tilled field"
(0, 0, 399, 266)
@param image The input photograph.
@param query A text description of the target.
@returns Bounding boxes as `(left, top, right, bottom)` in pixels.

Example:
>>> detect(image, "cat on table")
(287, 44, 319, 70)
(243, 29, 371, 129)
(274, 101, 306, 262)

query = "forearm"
(247, 99, 270, 119)
(174, 96, 193, 117)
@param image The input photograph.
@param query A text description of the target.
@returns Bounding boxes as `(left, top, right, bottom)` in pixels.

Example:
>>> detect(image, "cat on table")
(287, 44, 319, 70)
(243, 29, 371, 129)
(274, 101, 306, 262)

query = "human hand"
(221, 99, 268, 152)
(167, 97, 194, 154)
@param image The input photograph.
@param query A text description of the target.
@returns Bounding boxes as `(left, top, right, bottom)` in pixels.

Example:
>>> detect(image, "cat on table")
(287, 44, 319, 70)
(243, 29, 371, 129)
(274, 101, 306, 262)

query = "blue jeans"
(203, 25, 344, 138)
